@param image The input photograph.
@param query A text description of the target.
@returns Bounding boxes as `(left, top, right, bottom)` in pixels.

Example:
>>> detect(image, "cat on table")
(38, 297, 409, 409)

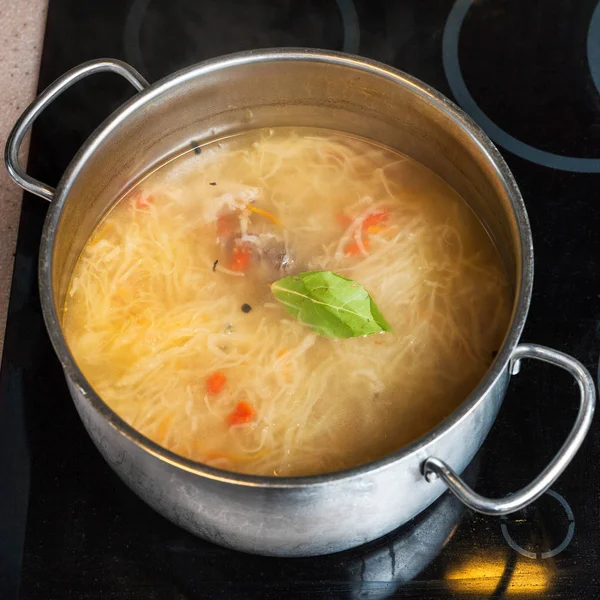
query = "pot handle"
(5, 59, 149, 202)
(423, 343, 595, 516)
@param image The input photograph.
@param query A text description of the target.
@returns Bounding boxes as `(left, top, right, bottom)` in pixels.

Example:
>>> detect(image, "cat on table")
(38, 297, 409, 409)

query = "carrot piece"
(344, 238, 370, 256)
(206, 372, 227, 396)
(362, 210, 389, 230)
(227, 401, 255, 426)
(134, 192, 154, 209)
(229, 246, 252, 272)
(246, 204, 281, 225)
(216, 214, 237, 237)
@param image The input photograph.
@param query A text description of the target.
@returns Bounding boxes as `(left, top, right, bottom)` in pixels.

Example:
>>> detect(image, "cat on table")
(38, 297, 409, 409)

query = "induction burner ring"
(443, 0, 600, 173)
(588, 1, 600, 96)
(124, 0, 360, 78)
(500, 490, 575, 559)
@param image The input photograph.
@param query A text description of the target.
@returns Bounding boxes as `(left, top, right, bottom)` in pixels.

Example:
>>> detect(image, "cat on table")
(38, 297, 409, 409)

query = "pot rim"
(39, 48, 534, 488)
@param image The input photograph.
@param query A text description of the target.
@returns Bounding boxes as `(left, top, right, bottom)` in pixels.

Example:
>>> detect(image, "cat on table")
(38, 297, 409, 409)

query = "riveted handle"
(5, 59, 149, 202)
(423, 343, 595, 516)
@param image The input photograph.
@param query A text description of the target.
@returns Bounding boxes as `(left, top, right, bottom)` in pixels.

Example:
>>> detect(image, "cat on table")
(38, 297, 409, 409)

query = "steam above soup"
(63, 127, 511, 476)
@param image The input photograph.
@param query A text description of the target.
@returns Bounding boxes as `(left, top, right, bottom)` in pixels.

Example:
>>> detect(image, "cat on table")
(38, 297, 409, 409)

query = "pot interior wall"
(52, 56, 521, 317)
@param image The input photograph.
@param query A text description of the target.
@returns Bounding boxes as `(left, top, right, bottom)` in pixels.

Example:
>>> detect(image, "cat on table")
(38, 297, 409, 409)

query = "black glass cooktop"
(2, 1, 600, 598)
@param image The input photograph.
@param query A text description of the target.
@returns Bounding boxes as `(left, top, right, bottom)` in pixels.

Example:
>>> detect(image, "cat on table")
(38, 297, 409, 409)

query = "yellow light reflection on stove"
(445, 551, 552, 595)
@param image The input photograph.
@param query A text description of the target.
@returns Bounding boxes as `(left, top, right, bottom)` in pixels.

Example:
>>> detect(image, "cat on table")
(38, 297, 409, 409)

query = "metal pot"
(5, 49, 595, 557)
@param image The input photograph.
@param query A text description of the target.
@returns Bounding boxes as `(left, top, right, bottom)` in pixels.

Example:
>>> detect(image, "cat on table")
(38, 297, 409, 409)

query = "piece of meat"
(238, 233, 295, 273)
(264, 244, 295, 272)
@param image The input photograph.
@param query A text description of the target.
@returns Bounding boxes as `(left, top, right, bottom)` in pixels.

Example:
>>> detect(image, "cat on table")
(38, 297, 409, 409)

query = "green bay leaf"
(270, 271, 392, 339)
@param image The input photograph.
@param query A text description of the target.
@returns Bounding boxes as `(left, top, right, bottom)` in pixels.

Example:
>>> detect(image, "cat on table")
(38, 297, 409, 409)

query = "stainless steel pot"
(5, 49, 596, 557)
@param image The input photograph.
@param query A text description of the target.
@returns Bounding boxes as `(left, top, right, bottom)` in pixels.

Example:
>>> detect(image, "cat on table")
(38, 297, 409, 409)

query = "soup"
(63, 127, 512, 477)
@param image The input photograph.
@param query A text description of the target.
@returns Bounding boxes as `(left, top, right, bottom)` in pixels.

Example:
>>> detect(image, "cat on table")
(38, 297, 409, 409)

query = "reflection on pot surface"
(344, 486, 465, 600)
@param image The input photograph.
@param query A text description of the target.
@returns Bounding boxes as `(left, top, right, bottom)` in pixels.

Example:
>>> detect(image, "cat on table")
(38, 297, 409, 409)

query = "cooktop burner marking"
(500, 490, 575, 559)
(443, 0, 600, 173)
(588, 1, 600, 96)
(124, 0, 359, 78)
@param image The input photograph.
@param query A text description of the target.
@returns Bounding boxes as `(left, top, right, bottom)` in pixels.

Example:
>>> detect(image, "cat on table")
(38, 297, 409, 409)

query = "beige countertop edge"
(0, 0, 48, 363)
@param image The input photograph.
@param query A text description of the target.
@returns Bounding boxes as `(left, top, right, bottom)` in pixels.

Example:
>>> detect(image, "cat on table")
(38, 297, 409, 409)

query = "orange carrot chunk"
(362, 210, 389, 230)
(206, 372, 227, 396)
(229, 246, 252, 272)
(227, 401, 255, 426)
(135, 193, 154, 210)
(344, 238, 370, 256)
(216, 214, 236, 237)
